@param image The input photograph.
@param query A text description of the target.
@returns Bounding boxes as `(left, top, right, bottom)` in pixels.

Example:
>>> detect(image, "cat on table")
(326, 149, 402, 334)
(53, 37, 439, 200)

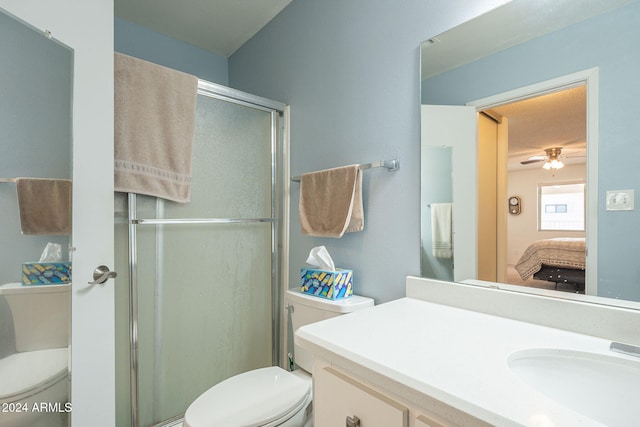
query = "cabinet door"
(314, 367, 408, 427)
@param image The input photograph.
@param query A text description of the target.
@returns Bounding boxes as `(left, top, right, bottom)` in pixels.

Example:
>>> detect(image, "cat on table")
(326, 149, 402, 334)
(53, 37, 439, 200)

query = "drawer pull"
(346, 415, 361, 427)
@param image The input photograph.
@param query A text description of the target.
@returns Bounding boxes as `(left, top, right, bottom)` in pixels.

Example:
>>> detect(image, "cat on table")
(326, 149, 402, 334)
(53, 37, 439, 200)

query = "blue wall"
(114, 17, 229, 85)
(229, 0, 508, 303)
(422, 2, 640, 301)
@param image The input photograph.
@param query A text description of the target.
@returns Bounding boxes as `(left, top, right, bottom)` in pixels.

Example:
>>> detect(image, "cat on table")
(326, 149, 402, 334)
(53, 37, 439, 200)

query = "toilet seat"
(184, 366, 311, 427)
(0, 347, 68, 402)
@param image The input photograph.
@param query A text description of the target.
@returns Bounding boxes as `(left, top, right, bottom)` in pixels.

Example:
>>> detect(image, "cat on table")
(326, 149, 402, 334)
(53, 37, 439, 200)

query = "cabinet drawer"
(314, 367, 408, 427)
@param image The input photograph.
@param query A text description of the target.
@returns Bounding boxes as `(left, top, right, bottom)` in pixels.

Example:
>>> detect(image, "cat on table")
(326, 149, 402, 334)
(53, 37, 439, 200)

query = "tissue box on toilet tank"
(300, 268, 353, 299)
(22, 262, 72, 285)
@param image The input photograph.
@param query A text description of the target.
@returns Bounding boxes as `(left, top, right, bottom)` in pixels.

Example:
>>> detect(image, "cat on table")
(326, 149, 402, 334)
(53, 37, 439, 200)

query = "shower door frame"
(126, 80, 288, 427)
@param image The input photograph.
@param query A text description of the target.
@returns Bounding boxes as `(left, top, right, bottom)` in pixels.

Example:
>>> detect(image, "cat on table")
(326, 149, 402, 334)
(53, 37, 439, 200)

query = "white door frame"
(467, 68, 599, 296)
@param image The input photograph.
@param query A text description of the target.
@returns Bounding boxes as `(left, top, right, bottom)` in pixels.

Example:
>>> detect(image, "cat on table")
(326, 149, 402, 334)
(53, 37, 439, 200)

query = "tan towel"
(16, 178, 72, 235)
(114, 53, 198, 203)
(431, 203, 452, 258)
(299, 165, 364, 238)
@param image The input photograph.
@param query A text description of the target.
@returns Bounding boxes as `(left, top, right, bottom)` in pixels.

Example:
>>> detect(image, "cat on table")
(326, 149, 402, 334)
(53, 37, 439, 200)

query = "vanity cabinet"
(314, 365, 408, 426)
(313, 359, 487, 427)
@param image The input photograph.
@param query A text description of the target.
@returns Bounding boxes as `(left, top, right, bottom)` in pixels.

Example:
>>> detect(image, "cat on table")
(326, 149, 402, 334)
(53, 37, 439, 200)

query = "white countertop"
(295, 297, 628, 426)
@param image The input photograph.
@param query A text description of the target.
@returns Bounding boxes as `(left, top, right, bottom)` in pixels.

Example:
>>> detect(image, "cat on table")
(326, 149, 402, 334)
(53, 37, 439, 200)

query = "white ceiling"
(114, 0, 293, 57)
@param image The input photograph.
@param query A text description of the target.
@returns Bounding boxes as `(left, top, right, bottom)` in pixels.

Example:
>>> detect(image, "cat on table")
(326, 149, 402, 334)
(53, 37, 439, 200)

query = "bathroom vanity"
(296, 277, 640, 426)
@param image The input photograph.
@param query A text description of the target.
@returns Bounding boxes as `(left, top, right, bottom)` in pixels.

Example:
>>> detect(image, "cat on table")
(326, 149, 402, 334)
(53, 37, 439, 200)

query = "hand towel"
(431, 203, 452, 258)
(16, 178, 72, 235)
(114, 53, 198, 203)
(299, 165, 364, 238)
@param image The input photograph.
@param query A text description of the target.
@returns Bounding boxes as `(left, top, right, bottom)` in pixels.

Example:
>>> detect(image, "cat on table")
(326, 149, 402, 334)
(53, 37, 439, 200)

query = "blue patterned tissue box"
(22, 262, 71, 285)
(300, 268, 353, 299)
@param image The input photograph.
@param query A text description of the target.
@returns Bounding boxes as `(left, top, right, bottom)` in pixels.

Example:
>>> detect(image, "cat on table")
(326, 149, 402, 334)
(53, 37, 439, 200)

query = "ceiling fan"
(520, 146, 585, 169)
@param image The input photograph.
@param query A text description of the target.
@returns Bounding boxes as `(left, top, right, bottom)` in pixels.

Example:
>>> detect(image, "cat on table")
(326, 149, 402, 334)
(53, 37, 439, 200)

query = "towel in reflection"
(16, 178, 72, 235)
(431, 203, 452, 258)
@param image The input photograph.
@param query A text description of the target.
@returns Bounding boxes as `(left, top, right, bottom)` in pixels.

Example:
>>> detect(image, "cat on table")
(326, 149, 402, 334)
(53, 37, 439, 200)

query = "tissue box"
(300, 268, 353, 299)
(22, 262, 71, 285)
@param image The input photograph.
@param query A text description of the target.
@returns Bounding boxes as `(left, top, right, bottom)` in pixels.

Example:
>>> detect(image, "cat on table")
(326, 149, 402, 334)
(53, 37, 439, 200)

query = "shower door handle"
(88, 265, 118, 284)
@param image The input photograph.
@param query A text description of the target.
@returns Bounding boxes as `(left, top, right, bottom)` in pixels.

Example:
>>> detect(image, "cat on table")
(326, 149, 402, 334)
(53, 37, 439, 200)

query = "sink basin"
(508, 348, 640, 425)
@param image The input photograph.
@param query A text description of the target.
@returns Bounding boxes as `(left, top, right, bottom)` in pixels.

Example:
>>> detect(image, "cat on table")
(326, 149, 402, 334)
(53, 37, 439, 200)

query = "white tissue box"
(300, 268, 353, 299)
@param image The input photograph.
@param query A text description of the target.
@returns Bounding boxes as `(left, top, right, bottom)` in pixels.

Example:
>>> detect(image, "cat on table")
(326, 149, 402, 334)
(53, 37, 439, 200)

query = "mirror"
(0, 6, 73, 426)
(420, 0, 640, 304)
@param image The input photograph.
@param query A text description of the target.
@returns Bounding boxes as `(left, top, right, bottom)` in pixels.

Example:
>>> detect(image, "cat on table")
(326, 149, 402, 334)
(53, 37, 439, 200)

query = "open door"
(477, 112, 509, 283)
(421, 105, 476, 282)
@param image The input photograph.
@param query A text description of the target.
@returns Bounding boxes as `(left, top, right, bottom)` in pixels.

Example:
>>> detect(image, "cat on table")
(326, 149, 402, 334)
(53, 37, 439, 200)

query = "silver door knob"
(88, 265, 118, 284)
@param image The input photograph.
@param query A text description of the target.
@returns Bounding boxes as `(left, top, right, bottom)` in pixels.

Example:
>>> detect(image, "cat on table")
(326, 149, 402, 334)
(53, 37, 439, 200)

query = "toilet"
(183, 288, 374, 427)
(0, 282, 71, 427)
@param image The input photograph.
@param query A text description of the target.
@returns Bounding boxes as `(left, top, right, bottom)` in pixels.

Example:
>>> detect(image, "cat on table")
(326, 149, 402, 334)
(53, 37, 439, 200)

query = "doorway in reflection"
(476, 86, 587, 293)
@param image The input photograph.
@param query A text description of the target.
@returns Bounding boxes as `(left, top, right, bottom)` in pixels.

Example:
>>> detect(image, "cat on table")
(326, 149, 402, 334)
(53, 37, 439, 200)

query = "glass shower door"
(122, 89, 283, 427)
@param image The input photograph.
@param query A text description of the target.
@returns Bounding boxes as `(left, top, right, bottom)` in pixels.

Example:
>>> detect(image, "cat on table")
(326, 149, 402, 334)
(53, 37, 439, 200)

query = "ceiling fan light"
(543, 159, 564, 170)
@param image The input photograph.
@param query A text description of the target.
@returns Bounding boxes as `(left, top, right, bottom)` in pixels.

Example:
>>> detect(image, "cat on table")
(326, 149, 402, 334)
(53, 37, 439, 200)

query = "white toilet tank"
(0, 283, 71, 352)
(286, 288, 373, 373)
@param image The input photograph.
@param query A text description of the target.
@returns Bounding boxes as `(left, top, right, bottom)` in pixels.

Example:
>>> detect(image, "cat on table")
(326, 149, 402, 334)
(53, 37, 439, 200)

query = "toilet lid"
(184, 366, 311, 427)
(0, 347, 68, 400)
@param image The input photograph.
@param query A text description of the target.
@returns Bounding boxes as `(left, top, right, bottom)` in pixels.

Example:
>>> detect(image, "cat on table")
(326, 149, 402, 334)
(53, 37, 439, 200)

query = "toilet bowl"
(183, 288, 374, 427)
(0, 347, 70, 427)
(184, 366, 312, 427)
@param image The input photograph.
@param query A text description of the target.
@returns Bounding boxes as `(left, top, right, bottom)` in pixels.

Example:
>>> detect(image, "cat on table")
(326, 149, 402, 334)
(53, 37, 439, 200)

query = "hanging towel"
(16, 178, 72, 235)
(299, 165, 364, 238)
(114, 53, 198, 203)
(431, 203, 452, 258)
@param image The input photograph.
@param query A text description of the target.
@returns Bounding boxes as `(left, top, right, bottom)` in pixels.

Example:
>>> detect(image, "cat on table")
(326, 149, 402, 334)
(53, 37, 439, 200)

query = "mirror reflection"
(420, 0, 640, 303)
(420, 147, 454, 281)
(0, 7, 73, 427)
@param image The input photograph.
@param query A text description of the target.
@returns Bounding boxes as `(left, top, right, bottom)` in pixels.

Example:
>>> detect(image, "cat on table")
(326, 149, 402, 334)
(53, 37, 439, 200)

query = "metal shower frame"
(126, 80, 287, 427)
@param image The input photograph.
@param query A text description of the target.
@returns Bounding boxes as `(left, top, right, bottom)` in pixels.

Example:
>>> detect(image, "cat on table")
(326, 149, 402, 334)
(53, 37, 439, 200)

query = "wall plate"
(606, 189, 634, 211)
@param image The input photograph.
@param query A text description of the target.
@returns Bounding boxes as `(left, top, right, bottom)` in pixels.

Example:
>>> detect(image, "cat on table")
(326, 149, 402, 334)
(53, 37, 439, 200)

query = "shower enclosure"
(115, 81, 287, 427)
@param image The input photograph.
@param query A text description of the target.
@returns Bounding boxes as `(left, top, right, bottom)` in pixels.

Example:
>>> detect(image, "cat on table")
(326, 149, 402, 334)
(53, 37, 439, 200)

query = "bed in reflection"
(515, 238, 586, 293)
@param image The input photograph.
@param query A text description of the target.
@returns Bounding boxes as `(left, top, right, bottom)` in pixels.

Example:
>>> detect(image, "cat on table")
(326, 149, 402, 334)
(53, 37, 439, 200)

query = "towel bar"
(291, 158, 399, 182)
(0, 178, 16, 183)
(132, 217, 276, 225)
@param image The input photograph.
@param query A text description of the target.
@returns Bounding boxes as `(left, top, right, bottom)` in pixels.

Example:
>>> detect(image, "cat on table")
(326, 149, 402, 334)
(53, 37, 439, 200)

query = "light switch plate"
(606, 189, 634, 211)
